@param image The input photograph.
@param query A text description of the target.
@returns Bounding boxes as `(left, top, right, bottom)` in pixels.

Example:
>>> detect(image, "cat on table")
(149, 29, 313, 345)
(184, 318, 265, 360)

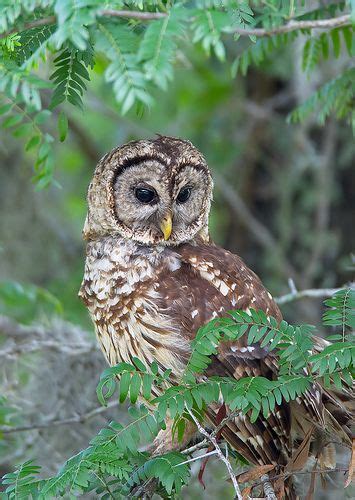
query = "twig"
(231, 14, 351, 36)
(0, 10, 350, 39)
(261, 474, 277, 500)
(181, 439, 208, 455)
(0, 400, 118, 434)
(288, 278, 298, 295)
(0, 10, 164, 39)
(0, 15, 56, 38)
(275, 285, 354, 305)
(186, 406, 243, 500)
(92, 471, 116, 500)
(175, 449, 218, 467)
(253, 467, 348, 488)
(99, 9, 166, 20)
(211, 410, 241, 439)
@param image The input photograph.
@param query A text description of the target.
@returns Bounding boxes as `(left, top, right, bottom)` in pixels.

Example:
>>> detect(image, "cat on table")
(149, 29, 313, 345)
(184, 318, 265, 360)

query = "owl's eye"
(177, 186, 192, 204)
(135, 187, 157, 204)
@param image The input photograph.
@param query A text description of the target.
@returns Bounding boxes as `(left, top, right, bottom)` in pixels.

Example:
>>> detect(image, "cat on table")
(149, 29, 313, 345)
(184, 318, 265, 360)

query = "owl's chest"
(79, 238, 189, 373)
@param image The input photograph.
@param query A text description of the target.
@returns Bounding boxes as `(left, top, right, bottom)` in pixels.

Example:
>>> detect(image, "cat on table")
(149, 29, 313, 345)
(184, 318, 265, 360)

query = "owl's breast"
(79, 237, 190, 375)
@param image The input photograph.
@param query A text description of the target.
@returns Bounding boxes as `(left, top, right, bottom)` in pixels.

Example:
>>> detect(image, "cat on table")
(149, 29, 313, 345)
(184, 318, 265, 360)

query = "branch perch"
(186, 406, 243, 500)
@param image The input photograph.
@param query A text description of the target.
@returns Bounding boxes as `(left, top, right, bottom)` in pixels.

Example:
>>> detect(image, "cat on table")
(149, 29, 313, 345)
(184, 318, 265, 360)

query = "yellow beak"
(160, 211, 172, 240)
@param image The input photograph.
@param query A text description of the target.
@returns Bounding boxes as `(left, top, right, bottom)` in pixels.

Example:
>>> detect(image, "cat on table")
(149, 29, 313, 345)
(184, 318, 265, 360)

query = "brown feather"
(80, 137, 354, 500)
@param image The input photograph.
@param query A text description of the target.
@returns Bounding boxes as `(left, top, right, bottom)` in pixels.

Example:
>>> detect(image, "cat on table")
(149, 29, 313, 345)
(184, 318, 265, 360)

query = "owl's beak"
(160, 211, 173, 240)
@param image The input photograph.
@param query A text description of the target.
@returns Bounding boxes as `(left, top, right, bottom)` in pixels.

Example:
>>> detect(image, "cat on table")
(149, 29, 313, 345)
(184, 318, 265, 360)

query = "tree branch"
(0, 10, 351, 39)
(0, 9, 166, 39)
(186, 406, 243, 500)
(275, 284, 353, 305)
(181, 439, 208, 455)
(99, 9, 166, 20)
(0, 15, 56, 38)
(232, 14, 351, 37)
(0, 400, 118, 434)
(301, 121, 336, 288)
(0, 314, 96, 358)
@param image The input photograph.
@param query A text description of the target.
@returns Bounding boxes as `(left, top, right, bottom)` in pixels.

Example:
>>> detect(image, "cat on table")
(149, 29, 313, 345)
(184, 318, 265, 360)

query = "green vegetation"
(2, 289, 354, 497)
(0, 1, 354, 188)
(0, 1, 354, 498)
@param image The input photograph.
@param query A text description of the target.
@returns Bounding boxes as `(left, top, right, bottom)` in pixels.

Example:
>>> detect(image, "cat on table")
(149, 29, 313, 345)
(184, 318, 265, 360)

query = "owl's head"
(83, 136, 213, 246)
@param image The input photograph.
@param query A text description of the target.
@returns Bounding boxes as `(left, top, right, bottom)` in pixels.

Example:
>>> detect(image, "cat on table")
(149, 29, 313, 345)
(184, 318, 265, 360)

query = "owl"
(79, 136, 353, 496)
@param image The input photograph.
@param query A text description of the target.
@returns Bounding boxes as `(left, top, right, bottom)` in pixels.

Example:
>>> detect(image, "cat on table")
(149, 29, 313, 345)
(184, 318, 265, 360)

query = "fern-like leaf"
(49, 48, 91, 108)
(95, 21, 152, 114)
(2, 460, 42, 499)
(138, 6, 187, 90)
(187, 308, 315, 376)
(192, 9, 230, 61)
(323, 287, 355, 333)
(124, 451, 190, 496)
(232, 32, 298, 76)
(288, 68, 355, 130)
(16, 24, 56, 68)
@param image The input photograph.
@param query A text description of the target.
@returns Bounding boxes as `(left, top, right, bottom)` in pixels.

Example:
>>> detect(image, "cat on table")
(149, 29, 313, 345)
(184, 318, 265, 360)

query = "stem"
(186, 406, 243, 500)
(0, 11, 351, 40)
(275, 285, 353, 305)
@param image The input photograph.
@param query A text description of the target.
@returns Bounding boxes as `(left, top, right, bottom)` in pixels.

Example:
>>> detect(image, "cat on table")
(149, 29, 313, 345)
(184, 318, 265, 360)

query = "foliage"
(323, 287, 355, 334)
(0, 1, 354, 186)
(0, 280, 62, 322)
(2, 287, 354, 498)
(0, 397, 17, 438)
(49, 47, 93, 109)
(288, 67, 355, 132)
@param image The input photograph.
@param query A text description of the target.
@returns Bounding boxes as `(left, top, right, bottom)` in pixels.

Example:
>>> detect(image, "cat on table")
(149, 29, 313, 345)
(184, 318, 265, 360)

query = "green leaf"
(95, 21, 153, 113)
(331, 29, 341, 58)
(139, 7, 187, 90)
(132, 357, 146, 372)
(142, 374, 153, 400)
(96, 377, 116, 406)
(129, 372, 141, 404)
(34, 109, 51, 124)
(119, 371, 131, 404)
(50, 48, 92, 109)
(58, 111, 68, 142)
(2, 113, 23, 128)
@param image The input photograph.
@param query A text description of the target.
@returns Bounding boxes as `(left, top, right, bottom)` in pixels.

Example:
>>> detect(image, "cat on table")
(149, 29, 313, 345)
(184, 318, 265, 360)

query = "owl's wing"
(156, 243, 335, 466)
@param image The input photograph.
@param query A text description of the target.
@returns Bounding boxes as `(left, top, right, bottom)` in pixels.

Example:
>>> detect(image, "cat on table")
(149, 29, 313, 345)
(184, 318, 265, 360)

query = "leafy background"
(0, 0, 354, 498)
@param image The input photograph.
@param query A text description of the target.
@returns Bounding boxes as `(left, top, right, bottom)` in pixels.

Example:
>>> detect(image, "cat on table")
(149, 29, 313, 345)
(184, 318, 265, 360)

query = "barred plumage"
(80, 136, 353, 497)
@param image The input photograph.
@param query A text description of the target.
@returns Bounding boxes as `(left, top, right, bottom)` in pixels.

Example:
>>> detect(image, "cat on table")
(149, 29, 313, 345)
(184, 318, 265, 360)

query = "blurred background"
(0, 35, 354, 498)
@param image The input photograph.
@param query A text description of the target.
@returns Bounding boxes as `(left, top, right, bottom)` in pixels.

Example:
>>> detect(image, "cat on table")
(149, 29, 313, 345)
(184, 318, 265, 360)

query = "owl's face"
(84, 136, 213, 246)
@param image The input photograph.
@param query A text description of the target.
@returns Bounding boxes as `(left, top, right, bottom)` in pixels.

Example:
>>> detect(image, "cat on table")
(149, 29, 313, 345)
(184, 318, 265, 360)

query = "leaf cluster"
(0, 1, 353, 186)
(1, 287, 354, 497)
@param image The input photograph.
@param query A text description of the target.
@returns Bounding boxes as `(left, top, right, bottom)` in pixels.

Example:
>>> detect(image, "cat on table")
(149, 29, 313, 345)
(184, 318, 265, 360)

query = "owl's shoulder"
(175, 241, 281, 317)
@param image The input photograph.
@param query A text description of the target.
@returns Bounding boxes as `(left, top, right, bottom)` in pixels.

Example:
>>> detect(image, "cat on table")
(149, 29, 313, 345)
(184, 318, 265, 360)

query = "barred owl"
(79, 136, 352, 496)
